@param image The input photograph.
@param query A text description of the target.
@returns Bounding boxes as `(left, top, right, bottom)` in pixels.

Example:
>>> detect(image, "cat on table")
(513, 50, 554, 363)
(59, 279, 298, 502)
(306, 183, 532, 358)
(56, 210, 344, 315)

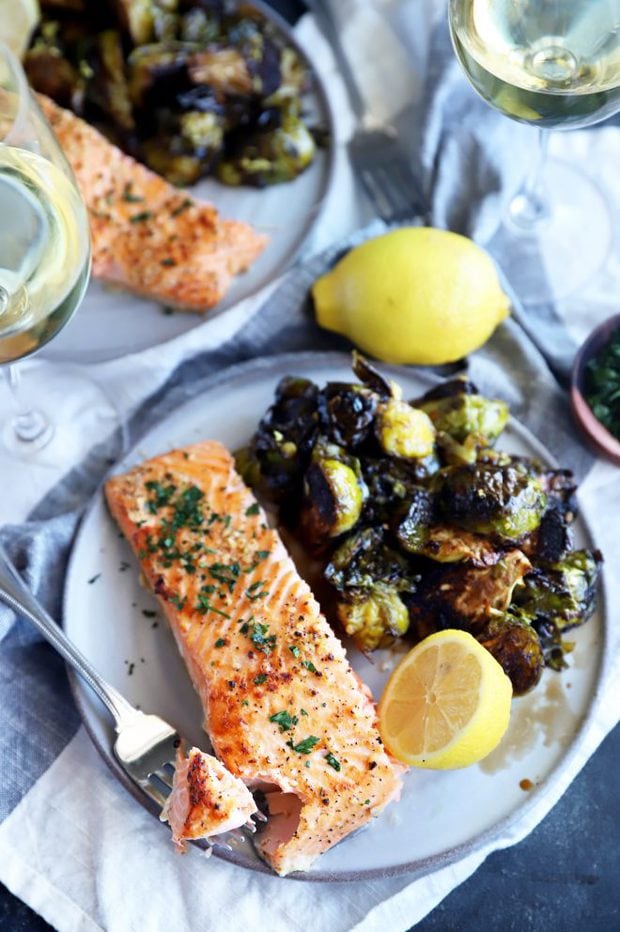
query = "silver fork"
(307, 0, 429, 223)
(0, 545, 222, 840)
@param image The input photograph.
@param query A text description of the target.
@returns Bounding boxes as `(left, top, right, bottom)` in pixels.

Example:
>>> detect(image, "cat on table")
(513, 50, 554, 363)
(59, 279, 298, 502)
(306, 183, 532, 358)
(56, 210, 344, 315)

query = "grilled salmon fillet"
(38, 95, 267, 312)
(105, 441, 403, 875)
(161, 746, 257, 851)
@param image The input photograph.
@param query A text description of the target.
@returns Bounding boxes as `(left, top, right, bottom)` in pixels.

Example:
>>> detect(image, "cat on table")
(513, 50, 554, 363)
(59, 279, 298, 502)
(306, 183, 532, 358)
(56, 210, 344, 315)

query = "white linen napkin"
(1, 4, 619, 931)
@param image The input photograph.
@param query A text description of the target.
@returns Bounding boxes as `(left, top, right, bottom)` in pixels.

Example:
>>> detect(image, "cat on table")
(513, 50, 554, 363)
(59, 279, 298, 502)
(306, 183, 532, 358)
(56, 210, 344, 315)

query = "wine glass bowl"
(448, 0, 620, 304)
(0, 45, 91, 366)
(0, 42, 119, 463)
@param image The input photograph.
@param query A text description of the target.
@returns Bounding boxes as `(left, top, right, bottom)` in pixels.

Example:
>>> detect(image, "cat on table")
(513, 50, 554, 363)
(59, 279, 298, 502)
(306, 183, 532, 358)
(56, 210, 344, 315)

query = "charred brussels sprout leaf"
(513, 549, 602, 631)
(436, 462, 547, 541)
(300, 457, 364, 547)
(337, 584, 409, 651)
(477, 611, 544, 695)
(393, 488, 435, 553)
(351, 352, 393, 398)
(376, 399, 436, 459)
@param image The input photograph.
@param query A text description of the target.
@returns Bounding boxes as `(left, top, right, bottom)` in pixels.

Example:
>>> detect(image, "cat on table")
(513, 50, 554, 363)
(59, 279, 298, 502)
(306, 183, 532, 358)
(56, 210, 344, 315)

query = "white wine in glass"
(0, 42, 118, 459)
(449, 0, 620, 303)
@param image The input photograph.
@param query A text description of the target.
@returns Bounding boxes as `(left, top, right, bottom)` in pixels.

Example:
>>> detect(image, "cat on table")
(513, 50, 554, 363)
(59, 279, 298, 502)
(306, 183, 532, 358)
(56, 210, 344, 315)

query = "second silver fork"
(307, 0, 430, 223)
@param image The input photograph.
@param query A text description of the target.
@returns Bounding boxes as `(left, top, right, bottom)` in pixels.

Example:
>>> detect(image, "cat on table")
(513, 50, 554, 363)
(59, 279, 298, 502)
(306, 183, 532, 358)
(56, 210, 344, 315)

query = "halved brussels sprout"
(300, 457, 364, 546)
(436, 462, 547, 541)
(376, 399, 436, 460)
(477, 610, 544, 695)
(337, 584, 410, 651)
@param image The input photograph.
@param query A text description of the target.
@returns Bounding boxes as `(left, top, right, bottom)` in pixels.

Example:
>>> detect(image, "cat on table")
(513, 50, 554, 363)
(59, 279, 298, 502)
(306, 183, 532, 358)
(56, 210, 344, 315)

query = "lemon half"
(312, 227, 510, 365)
(378, 629, 512, 769)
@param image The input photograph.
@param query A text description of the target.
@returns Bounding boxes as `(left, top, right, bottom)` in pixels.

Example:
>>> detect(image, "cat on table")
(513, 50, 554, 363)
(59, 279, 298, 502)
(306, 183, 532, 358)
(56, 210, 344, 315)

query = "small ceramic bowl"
(571, 313, 620, 465)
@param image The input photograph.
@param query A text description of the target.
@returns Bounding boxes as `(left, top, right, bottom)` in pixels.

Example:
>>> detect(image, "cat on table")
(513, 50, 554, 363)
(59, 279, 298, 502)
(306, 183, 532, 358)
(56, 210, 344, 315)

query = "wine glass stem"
(3, 365, 54, 448)
(507, 128, 551, 233)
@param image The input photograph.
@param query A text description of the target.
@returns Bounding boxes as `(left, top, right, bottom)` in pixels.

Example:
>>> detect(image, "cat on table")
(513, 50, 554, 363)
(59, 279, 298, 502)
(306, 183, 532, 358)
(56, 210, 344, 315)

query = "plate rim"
(63, 349, 611, 883)
(41, 0, 338, 365)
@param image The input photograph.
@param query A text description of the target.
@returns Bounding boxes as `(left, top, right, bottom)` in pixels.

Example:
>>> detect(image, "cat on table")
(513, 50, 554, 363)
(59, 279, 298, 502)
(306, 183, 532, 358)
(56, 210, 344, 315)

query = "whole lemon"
(312, 227, 510, 365)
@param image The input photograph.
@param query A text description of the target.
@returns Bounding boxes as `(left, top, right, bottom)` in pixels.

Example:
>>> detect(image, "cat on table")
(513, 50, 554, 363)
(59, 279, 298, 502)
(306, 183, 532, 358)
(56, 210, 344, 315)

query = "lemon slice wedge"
(378, 629, 513, 769)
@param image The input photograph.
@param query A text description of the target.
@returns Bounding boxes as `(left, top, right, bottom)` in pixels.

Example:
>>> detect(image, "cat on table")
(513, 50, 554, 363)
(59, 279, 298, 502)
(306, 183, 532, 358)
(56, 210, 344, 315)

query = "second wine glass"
(449, 0, 620, 304)
(0, 42, 118, 462)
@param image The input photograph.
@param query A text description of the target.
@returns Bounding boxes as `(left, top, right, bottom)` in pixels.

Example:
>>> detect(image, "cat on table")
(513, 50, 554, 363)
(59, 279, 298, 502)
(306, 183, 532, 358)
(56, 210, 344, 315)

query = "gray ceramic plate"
(63, 351, 608, 882)
(42, 1, 336, 363)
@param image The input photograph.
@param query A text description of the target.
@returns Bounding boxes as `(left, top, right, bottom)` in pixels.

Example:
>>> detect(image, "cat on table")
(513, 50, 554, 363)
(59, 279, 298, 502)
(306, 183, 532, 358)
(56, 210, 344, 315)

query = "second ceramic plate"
(42, 1, 335, 363)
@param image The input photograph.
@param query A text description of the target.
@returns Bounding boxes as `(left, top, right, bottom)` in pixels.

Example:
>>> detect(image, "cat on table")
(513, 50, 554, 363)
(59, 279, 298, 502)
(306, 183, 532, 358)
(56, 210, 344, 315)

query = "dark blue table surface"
(3, 1, 618, 929)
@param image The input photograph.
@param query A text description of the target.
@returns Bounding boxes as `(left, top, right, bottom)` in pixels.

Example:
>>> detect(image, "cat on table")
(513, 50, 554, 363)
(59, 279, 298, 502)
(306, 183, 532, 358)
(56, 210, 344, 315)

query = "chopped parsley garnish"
(300, 708, 308, 716)
(169, 594, 186, 610)
(301, 659, 318, 674)
(215, 638, 226, 648)
(122, 185, 143, 203)
(145, 480, 176, 512)
(195, 589, 231, 619)
(209, 562, 240, 593)
(171, 198, 192, 218)
(245, 503, 260, 516)
(289, 645, 300, 658)
(255, 550, 270, 560)
(240, 621, 276, 654)
(141, 609, 157, 618)
(325, 752, 341, 772)
(159, 258, 177, 267)
(130, 210, 154, 223)
(87, 573, 101, 585)
(246, 581, 268, 601)
(269, 710, 298, 732)
(286, 736, 319, 755)
(253, 673, 268, 685)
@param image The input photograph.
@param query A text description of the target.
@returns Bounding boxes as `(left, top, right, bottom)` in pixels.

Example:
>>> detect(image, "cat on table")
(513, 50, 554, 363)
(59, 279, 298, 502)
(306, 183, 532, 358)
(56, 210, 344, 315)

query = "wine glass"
(448, 0, 620, 304)
(0, 42, 118, 461)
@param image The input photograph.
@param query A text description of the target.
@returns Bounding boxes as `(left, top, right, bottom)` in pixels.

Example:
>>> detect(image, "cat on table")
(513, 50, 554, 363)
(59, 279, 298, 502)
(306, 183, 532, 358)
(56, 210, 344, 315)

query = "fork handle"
(0, 544, 136, 727)
(306, 0, 368, 121)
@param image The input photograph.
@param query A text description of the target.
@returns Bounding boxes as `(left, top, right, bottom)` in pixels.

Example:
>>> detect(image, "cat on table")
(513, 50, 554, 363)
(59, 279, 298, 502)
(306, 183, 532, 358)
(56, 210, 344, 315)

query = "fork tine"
(358, 168, 395, 221)
(142, 781, 169, 810)
(152, 766, 174, 789)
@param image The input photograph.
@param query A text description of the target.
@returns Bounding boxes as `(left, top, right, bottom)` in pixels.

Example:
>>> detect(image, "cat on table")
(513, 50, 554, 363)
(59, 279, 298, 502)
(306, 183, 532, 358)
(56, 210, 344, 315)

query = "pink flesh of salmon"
(38, 95, 267, 312)
(161, 746, 257, 851)
(105, 440, 403, 876)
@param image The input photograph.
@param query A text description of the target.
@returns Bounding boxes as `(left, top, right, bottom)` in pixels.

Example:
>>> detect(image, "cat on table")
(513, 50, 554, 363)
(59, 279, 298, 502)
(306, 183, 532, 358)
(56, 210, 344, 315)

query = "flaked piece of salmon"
(161, 746, 257, 851)
(105, 440, 403, 876)
(38, 95, 267, 312)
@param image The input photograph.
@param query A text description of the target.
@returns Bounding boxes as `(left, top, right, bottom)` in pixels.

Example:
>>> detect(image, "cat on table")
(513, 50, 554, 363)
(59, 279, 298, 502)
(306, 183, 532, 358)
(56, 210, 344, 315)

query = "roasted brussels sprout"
(235, 376, 319, 506)
(325, 527, 412, 596)
(318, 382, 378, 449)
(360, 455, 439, 525)
(397, 518, 502, 567)
(477, 610, 544, 695)
(375, 399, 436, 460)
(513, 549, 602, 631)
(436, 462, 547, 541)
(417, 378, 509, 443)
(217, 104, 316, 186)
(410, 550, 532, 633)
(299, 452, 365, 548)
(337, 584, 409, 651)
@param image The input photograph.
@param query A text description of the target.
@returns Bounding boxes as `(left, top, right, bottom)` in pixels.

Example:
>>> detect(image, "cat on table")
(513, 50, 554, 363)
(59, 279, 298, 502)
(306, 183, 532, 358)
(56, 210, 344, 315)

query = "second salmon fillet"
(38, 95, 267, 312)
(105, 440, 402, 875)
